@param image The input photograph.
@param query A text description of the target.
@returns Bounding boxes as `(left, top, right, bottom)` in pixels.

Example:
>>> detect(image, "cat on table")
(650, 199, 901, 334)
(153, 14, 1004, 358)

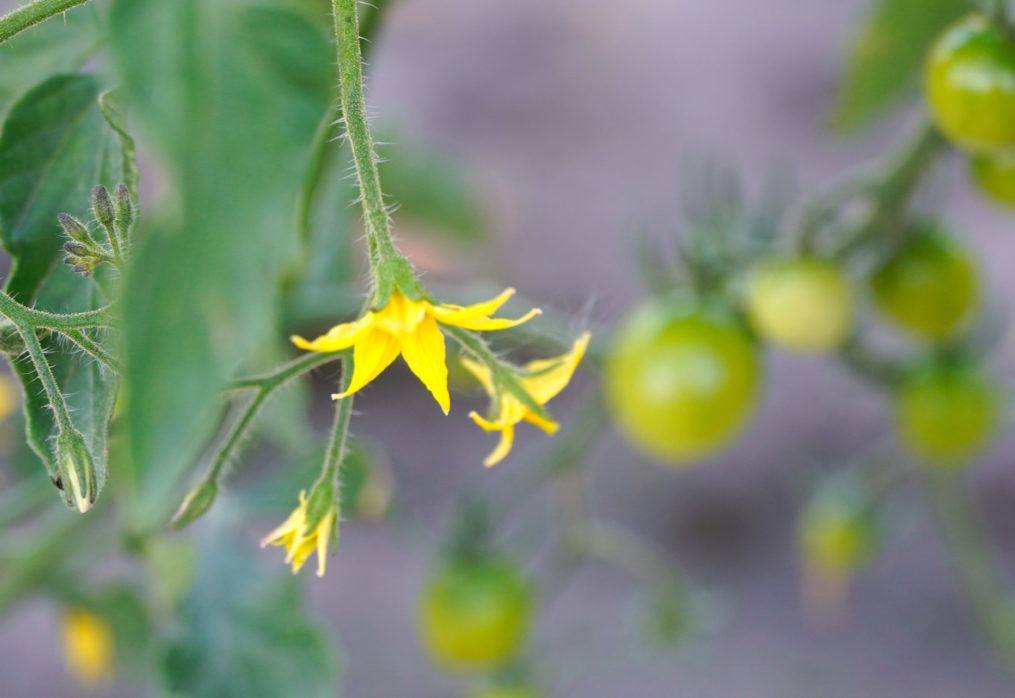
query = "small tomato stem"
(319, 357, 354, 488)
(14, 321, 73, 433)
(0, 0, 88, 45)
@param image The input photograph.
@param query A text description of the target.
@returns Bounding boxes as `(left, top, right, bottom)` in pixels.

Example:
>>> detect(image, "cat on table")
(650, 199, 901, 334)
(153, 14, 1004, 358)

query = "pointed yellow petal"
(461, 356, 496, 397)
(483, 424, 515, 467)
(332, 329, 401, 400)
(260, 491, 308, 548)
(400, 314, 450, 413)
(447, 307, 542, 332)
(374, 291, 429, 334)
(429, 288, 516, 324)
(316, 511, 336, 578)
(522, 409, 560, 434)
(291, 314, 373, 352)
(520, 332, 591, 404)
(469, 410, 506, 431)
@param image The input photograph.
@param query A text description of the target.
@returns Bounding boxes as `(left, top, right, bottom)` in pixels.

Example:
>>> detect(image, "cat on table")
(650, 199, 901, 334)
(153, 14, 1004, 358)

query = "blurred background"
(2, 0, 1015, 696)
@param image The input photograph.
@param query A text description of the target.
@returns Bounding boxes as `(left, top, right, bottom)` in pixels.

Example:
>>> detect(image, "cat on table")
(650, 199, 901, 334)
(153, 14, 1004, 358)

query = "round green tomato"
(745, 258, 853, 354)
(606, 300, 760, 463)
(896, 362, 999, 466)
(926, 13, 1015, 152)
(971, 152, 1015, 205)
(466, 687, 544, 698)
(870, 227, 979, 341)
(419, 558, 533, 670)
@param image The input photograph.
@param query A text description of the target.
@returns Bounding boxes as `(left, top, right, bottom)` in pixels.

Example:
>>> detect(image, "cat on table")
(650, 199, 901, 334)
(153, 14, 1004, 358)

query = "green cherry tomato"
(870, 227, 979, 341)
(606, 299, 760, 463)
(799, 498, 875, 575)
(895, 361, 999, 466)
(419, 558, 533, 670)
(745, 258, 854, 354)
(926, 13, 1015, 153)
(467, 687, 544, 698)
(971, 151, 1015, 205)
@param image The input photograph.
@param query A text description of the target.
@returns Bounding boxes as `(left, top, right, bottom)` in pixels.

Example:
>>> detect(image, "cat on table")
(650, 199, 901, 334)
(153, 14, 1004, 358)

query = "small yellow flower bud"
(56, 430, 97, 514)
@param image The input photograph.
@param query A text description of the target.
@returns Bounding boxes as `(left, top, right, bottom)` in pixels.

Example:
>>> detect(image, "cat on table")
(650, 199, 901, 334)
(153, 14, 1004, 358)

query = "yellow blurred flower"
(463, 332, 590, 466)
(291, 288, 539, 414)
(0, 372, 18, 423)
(62, 607, 114, 689)
(260, 490, 337, 577)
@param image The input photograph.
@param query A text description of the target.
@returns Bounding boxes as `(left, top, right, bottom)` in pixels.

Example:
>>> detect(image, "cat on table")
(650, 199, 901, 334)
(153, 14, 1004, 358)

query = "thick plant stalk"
(0, 0, 88, 44)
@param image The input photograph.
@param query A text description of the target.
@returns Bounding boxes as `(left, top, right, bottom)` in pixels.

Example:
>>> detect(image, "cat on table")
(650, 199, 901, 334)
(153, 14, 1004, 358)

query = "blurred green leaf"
(98, 88, 139, 198)
(0, 74, 120, 492)
(107, 1, 334, 526)
(0, 5, 100, 116)
(832, 0, 969, 132)
(163, 529, 340, 698)
(379, 134, 485, 242)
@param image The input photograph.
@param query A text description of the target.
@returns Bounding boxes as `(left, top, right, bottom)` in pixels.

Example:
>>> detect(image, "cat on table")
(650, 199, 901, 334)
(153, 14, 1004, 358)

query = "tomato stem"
(0, 0, 89, 45)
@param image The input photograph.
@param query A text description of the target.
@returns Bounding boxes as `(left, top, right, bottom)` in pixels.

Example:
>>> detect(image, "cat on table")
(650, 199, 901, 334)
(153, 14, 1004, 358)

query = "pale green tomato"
(896, 362, 999, 467)
(971, 152, 1015, 205)
(870, 227, 979, 342)
(926, 13, 1015, 152)
(606, 300, 760, 463)
(746, 258, 854, 354)
(419, 558, 533, 670)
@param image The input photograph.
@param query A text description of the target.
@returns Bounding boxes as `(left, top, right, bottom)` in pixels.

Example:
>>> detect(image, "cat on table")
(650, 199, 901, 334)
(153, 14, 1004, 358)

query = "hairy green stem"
(0, 292, 115, 331)
(319, 358, 354, 488)
(15, 322, 72, 432)
(61, 329, 120, 373)
(0, 0, 88, 44)
(924, 471, 1015, 676)
(226, 350, 340, 392)
(331, 0, 400, 267)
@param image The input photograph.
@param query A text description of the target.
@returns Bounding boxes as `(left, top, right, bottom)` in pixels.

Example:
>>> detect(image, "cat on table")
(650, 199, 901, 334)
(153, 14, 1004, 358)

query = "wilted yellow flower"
(463, 332, 590, 466)
(62, 607, 114, 689)
(291, 288, 540, 414)
(261, 490, 338, 577)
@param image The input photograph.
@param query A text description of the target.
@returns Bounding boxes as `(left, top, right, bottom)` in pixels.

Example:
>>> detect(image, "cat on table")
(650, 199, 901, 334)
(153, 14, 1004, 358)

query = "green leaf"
(107, 1, 334, 526)
(162, 525, 341, 698)
(832, 0, 970, 132)
(0, 74, 112, 302)
(379, 133, 485, 242)
(98, 88, 139, 199)
(0, 74, 121, 494)
(0, 5, 101, 117)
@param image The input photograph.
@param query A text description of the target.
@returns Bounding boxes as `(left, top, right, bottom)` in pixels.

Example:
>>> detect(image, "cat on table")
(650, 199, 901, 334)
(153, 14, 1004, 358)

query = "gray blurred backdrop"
(2, 0, 1015, 697)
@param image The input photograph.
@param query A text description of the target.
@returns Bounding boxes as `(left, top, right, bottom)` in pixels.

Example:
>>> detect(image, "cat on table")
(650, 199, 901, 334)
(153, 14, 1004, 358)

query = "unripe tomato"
(606, 300, 760, 463)
(926, 13, 1015, 152)
(419, 558, 533, 670)
(745, 258, 853, 354)
(466, 687, 544, 698)
(971, 152, 1015, 205)
(870, 227, 979, 341)
(895, 361, 998, 466)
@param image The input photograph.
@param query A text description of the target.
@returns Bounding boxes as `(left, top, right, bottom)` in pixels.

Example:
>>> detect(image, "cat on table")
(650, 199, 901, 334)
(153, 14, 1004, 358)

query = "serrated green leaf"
(107, 1, 334, 526)
(162, 528, 340, 698)
(832, 0, 970, 132)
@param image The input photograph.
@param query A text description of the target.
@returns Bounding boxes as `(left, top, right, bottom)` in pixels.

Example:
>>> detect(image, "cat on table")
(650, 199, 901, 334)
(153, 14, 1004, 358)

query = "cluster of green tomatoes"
(605, 11, 1015, 471)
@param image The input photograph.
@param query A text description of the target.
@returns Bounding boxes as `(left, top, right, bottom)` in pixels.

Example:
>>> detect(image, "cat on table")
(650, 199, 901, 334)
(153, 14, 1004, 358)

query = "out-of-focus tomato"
(466, 686, 545, 698)
(926, 13, 1015, 152)
(606, 299, 760, 463)
(971, 152, 1015, 205)
(746, 258, 853, 354)
(419, 557, 533, 670)
(870, 227, 979, 341)
(895, 361, 998, 466)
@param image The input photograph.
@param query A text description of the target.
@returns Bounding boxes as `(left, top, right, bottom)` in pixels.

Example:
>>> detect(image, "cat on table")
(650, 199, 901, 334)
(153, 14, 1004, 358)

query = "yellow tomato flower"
(260, 490, 337, 577)
(463, 332, 590, 466)
(62, 607, 115, 689)
(291, 288, 540, 414)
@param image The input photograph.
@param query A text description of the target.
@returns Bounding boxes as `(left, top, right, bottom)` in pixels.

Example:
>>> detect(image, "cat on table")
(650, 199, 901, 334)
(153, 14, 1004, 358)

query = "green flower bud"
(303, 478, 338, 534)
(58, 213, 90, 243)
(91, 185, 115, 233)
(171, 479, 219, 530)
(56, 430, 97, 513)
(113, 183, 134, 237)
